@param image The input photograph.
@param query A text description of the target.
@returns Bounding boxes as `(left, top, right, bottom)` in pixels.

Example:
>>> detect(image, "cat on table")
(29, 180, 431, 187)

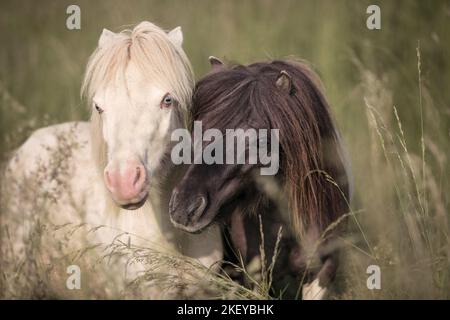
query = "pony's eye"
(94, 103, 104, 114)
(161, 94, 173, 108)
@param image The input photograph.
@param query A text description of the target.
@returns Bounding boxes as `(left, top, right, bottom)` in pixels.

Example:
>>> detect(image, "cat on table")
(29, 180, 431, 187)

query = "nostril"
(132, 165, 147, 189)
(134, 167, 141, 186)
(188, 195, 207, 221)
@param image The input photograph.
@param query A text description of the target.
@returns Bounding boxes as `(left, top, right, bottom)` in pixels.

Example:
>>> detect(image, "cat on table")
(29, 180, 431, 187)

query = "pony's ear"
(168, 26, 183, 47)
(275, 70, 293, 94)
(98, 28, 116, 48)
(209, 56, 224, 71)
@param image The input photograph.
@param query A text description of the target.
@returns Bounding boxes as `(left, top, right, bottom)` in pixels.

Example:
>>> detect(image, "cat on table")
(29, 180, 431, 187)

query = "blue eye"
(161, 94, 173, 108)
(94, 103, 103, 114)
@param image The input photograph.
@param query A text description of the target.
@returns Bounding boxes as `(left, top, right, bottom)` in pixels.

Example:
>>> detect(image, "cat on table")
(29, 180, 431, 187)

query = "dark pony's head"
(169, 59, 350, 239)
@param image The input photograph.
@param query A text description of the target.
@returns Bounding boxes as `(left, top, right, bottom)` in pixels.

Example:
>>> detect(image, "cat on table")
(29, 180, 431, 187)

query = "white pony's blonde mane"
(80, 22, 194, 212)
(81, 21, 194, 110)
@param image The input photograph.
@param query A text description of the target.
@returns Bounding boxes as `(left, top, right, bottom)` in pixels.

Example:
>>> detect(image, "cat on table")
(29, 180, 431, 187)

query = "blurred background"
(1, 0, 449, 299)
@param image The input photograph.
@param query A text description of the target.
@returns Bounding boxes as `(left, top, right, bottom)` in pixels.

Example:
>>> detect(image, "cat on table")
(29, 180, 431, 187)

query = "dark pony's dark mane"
(192, 60, 350, 239)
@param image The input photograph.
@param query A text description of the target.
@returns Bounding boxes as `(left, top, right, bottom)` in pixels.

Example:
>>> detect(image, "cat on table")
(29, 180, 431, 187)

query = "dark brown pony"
(169, 58, 351, 299)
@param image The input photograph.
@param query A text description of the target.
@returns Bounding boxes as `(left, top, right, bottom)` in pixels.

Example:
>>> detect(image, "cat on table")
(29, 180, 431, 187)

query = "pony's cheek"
(144, 145, 164, 173)
(156, 113, 172, 138)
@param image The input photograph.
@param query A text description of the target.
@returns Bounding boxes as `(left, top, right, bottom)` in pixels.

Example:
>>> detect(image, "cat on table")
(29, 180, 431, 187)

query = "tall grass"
(335, 46, 449, 299)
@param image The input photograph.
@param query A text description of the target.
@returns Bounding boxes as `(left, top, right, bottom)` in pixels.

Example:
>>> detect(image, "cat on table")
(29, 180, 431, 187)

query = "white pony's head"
(82, 22, 194, 210)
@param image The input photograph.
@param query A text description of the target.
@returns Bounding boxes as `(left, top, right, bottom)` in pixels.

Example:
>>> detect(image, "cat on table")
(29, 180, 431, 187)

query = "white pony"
(0, 22, 222, 298)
